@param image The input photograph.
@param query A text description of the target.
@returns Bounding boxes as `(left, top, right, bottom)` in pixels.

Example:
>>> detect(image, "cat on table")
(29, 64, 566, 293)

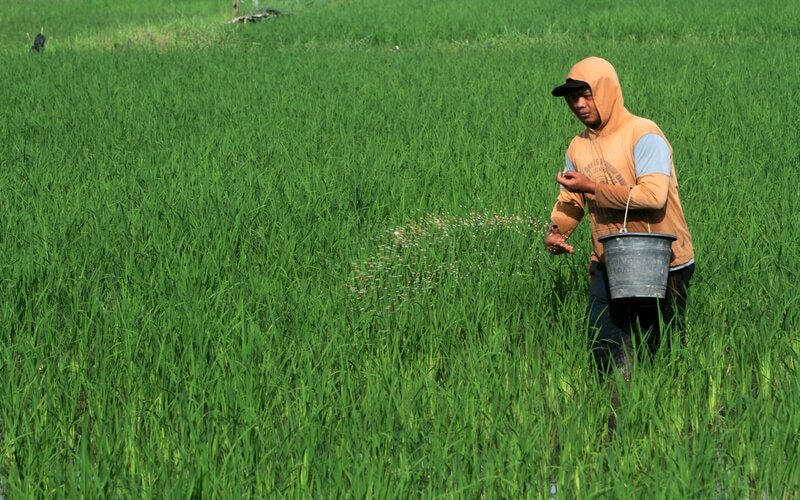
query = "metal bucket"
(597, 232, 677, 299)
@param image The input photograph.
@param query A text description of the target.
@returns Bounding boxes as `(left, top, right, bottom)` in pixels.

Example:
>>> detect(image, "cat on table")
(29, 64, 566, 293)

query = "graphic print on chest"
(584, 157, 627, 186)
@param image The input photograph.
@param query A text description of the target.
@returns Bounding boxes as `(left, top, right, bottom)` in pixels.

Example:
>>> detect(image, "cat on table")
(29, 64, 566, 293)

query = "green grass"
(1, 0, 799, 496)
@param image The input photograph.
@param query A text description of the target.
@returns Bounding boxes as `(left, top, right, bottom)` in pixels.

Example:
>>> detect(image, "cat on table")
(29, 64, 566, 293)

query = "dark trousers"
(588, 261, 695, 374)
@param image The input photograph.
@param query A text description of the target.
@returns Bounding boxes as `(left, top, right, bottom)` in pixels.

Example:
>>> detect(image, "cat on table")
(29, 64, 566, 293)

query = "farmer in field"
(544, 56, 695, 379)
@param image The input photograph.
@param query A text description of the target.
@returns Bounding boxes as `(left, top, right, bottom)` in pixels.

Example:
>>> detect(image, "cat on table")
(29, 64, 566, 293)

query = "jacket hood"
(565, 57, 628, 134)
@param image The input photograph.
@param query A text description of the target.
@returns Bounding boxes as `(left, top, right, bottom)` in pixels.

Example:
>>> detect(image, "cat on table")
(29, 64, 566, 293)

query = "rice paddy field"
(1, 0, 799, 496)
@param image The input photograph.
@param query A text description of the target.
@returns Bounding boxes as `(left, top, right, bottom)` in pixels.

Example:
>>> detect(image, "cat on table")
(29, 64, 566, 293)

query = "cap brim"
(551, 78, 590, 97)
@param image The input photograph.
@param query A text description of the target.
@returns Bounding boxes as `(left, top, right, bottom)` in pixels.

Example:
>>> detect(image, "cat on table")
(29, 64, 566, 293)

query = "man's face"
(565, 87, 601, 129)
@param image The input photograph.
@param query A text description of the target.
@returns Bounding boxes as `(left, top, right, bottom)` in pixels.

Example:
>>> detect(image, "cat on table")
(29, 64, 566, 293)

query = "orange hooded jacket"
(550, 57, 694, 268)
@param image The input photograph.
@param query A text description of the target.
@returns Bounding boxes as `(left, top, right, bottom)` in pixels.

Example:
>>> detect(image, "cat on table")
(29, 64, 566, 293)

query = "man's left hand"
(557, 171, 596, 194)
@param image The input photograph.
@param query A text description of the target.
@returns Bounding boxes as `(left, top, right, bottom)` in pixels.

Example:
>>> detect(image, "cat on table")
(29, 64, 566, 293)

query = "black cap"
(551, 78, 590, 97)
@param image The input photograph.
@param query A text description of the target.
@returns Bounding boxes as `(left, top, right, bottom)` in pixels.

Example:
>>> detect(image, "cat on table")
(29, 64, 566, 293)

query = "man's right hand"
(545, 227, 574, 255)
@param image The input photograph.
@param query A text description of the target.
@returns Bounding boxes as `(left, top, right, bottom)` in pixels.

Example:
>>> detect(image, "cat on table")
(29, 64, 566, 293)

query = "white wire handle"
(621, 187, 633, 232)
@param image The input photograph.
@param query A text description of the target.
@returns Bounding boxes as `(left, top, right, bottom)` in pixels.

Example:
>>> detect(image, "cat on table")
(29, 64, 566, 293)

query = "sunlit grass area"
(1, 0, 799, 496)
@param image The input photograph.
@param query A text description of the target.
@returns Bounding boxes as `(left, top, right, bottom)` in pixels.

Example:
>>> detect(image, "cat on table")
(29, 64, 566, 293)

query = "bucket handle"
(621, 187, 633, 233)
(620, 186, 652, 233)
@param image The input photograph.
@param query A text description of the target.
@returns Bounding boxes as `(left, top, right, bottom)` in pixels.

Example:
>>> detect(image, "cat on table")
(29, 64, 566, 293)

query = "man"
(545, 56, 695, 378)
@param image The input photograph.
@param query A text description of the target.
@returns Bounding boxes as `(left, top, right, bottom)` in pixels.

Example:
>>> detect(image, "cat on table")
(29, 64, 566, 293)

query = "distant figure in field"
(233, 0, 261, 13)
(30, 28, 45, 52)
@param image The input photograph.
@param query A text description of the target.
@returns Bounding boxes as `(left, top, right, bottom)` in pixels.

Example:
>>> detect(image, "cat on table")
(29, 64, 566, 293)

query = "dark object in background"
(229, 8, 281, 24)
(30, 28, 46, 52)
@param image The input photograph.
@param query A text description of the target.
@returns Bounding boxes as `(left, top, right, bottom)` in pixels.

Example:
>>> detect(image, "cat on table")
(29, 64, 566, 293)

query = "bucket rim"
(598, 232, 677, 243)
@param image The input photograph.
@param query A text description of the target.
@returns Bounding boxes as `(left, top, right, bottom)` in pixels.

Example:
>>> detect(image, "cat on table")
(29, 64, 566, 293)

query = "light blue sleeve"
(564, 154, 576, 172)
(559, 154, 577, 189)
(633, 133, 671, 177)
